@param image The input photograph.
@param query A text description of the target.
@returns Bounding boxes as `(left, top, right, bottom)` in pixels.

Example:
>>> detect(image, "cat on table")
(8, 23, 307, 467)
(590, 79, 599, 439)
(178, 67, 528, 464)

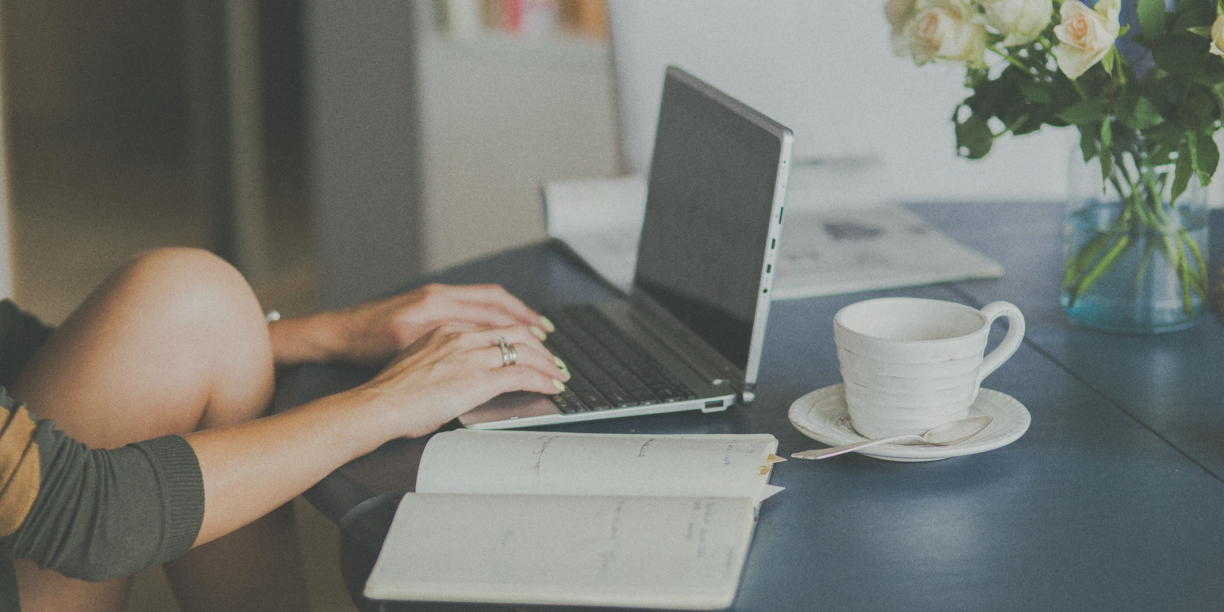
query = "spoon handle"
(791, 434, 922, 460)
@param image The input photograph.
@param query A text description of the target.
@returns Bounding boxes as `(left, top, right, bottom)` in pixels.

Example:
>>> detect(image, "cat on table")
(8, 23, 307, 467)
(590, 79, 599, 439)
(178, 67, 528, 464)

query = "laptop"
(460, 66, 793, 429)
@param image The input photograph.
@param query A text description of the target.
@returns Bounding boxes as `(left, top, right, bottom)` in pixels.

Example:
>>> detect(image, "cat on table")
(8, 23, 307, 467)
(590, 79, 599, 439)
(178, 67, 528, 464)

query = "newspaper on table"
(541, 170, 1003, 300)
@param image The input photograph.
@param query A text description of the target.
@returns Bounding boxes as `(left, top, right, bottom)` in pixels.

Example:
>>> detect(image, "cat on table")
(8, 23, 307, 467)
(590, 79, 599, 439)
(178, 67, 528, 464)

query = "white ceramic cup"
(833, 297, 1025, 439)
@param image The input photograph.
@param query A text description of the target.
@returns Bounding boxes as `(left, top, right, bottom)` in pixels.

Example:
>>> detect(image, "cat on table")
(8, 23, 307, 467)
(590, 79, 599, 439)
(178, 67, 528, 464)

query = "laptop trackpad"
(459, 392, 560, 427)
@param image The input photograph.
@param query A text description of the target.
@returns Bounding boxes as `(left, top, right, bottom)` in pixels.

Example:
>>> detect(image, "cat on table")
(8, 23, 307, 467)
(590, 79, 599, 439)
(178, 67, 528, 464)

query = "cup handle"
(977, 301, 1025, 385)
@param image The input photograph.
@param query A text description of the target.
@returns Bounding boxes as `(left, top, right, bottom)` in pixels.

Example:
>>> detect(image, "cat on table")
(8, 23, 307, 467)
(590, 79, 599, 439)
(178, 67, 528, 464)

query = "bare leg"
(11, 248, 310, 612)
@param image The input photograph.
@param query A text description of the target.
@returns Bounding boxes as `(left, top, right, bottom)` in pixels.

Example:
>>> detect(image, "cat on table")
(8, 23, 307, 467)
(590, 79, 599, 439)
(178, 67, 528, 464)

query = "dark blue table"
(274, 201, 1224, 612)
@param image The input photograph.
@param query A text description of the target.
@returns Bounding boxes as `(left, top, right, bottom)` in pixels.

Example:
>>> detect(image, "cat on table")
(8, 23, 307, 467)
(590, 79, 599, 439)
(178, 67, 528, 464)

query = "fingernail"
(531, 325, 548, 341)
(539, 315, 556, 333)
(552, 379, 566, 393)
(554, 357, 571, 380)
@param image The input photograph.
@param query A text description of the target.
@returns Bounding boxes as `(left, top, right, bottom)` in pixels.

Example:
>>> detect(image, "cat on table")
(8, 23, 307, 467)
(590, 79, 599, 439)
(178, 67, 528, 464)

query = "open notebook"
(543, 173, 1004, 300)
(364, 430, 783, 609)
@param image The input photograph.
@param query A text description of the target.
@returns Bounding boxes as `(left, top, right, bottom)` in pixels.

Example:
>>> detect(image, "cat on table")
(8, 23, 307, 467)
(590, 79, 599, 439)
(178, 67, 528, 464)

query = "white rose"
(901, 0, 988, 68)
(1211, 14, 1224, 57)
(885, 0, 917, 33)
(886, 0, 919, 56)
(978, 0, 1053, 47)
(1052, 0, 1121, 79)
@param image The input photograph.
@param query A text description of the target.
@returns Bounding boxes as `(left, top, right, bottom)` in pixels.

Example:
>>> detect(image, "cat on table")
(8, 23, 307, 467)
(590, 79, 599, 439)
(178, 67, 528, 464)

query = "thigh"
(10, 247, 276, 447)
(11, 248, 276, 612)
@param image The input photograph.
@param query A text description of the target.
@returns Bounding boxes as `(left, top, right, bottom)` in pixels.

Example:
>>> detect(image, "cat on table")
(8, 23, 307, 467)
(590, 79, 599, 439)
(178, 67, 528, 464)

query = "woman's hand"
(186, 323, 569, 546)
(268, 283, 555, 367)
(351, 323, 568, 438)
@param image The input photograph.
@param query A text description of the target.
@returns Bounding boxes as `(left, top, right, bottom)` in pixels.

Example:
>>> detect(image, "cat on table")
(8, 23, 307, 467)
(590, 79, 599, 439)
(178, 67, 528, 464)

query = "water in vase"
(1062, 200, 1209, 333)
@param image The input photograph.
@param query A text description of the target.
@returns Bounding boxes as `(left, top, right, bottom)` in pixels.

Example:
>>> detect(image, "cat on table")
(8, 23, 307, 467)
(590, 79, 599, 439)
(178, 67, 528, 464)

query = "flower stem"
(1067, 234, 1131, 307)
(988, 46, 1033, 74)
(1063, 231, 1113, 289)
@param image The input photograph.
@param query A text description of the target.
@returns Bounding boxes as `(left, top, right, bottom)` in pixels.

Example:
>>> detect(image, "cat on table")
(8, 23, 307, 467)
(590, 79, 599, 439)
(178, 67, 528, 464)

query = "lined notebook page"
(365, 493, 756, 609)
(416, 430, 778, 501)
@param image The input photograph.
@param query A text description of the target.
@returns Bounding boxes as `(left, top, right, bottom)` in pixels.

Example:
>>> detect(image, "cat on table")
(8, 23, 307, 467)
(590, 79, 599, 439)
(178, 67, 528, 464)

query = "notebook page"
(365, 493, 756, 609)
(416, 430, 778, 502)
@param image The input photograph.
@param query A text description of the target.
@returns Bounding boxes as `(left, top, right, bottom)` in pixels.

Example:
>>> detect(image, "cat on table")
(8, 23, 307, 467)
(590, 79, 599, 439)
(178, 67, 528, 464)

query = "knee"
(110, 247, 272, 378)
(124, 246, 243, 290)
(116, 248, 263, 331)
(112, 248, 276, 424)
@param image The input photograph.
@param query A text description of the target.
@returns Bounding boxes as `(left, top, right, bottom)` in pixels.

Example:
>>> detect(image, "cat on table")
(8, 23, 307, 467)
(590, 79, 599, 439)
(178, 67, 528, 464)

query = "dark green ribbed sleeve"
(0, 301, 54, 388)
(5, 422, 204, 583)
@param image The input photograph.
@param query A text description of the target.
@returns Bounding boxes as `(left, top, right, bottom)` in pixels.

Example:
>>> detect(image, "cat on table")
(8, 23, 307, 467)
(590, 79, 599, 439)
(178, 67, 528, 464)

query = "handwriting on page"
(587, 498, 736, 578)
(416, 431, 778, 501)
(600, 500, 626, 572)
(532, 435, 559, 476)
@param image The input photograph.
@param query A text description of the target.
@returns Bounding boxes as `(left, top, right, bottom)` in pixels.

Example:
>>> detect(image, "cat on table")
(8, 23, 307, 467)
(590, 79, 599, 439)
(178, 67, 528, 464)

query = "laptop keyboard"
(542, 305, 697, 414)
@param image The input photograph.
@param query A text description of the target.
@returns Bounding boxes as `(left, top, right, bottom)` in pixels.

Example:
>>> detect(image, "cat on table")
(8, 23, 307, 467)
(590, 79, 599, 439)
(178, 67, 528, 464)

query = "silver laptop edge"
(625, 66, 793, 405)
(460, 66, 793, 429)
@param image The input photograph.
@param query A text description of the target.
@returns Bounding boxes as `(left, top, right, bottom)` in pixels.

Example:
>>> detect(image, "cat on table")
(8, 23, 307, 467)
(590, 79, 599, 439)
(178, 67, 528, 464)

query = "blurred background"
(4, 0, 316, 323)
(2, 0, 618, 324)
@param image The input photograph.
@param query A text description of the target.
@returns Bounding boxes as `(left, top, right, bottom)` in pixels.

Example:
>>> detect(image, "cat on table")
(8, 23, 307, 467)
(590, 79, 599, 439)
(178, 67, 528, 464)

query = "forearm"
(266, 283, 556, 369)
(185, 386, 390, 546)
(189, 322, 564, 546)
(267, 311, 349, 367)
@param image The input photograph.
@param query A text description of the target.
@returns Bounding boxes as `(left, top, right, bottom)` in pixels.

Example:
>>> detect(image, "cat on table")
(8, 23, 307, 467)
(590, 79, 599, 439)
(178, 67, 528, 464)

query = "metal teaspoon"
(791, 415, 994, 460)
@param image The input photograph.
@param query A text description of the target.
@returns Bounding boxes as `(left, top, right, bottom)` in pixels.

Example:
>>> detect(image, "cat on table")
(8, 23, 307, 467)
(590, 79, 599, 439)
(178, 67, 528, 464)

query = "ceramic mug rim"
(834, 297, 990, 346)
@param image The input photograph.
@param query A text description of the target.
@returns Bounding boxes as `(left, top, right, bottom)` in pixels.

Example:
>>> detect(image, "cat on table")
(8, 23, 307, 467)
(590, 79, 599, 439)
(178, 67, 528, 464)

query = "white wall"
(416, 31, 619, 272)
(609, 1, 1075, 207)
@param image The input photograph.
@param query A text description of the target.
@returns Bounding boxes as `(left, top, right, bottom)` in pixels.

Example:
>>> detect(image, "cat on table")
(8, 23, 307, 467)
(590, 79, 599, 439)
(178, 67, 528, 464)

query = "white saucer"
(788, 384, 1031, 462)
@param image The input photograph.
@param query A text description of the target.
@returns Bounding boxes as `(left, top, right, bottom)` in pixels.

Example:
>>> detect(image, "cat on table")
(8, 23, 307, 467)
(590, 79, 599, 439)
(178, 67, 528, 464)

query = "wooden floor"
(8, 121, 357, 612)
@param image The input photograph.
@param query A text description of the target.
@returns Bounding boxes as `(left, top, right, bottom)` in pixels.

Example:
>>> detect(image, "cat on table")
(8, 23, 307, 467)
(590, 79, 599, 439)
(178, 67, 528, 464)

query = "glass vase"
(1061, 143, 1210, 334)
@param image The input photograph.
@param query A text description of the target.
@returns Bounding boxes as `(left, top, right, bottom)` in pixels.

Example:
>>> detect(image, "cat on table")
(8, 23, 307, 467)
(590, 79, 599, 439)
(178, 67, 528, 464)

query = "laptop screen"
(633, 68, 788, 372)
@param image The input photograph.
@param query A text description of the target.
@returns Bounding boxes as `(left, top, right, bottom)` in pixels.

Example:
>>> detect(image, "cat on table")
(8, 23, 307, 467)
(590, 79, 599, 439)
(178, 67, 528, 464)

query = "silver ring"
(498, 337, 517, 367)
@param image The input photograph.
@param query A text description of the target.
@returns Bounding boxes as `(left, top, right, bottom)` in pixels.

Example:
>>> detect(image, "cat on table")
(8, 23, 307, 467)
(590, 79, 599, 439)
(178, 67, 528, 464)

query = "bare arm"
(187, 323, 566, 546)
(267, 283, 555, 368)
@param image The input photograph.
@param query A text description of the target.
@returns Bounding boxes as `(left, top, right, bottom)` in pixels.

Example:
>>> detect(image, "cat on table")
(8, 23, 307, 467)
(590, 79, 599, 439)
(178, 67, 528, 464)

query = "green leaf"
(1184, 94, 1218, 129)
(1014, 77, 1052, 104)
(1099, 120, 1114, 183)
(1194, 130, 1219, 187)
(1212, 82, 1224, 111)
(955, 113, 994, 160)
(1187, 131, 1201, 178)
(1058, 99, 1109, 125)
(1079, 125, 1099, 163)
(1186, 25, 1213, 38)
(1118, 96, 1165, 130)
(1175, 0, 1215, 14)
(1151, 36, 1210, 79)
(1138, 0, 1168, 39)
(1148, 140, 1175, 166)
(1173, 1, 1216, 31)
(1012, 117, 1044, 136)
(1173, 143, 1194, 203)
